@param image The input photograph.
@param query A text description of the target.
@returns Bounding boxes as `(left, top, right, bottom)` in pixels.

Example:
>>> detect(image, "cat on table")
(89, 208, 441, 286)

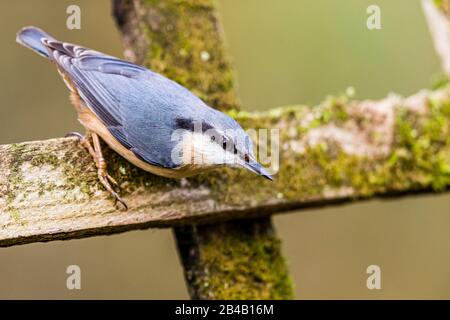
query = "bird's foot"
(66, 131, 128, 210)
(65, 131, 84, 140)
(66, 131, 96, 158)
(97, 166, 128, 210)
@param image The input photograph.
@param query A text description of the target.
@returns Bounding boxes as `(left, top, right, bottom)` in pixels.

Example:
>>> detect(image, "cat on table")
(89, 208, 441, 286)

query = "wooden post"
(175, 218, 293, 299)
(112, 0, 294, 299)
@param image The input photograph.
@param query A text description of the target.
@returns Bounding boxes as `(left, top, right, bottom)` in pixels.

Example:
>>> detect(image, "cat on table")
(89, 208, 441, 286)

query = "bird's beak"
(241, 159, 274, 181)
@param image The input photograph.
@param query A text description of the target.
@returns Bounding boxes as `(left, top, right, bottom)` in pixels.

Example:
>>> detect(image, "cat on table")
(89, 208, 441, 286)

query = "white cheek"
(179, 132, 237, 166)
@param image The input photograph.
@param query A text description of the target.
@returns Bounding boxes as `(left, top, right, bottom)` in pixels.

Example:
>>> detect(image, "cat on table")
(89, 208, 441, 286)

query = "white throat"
(172, 131, 241, 168)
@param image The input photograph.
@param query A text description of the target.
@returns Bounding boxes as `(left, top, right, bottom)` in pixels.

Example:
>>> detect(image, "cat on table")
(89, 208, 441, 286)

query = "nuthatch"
(17, 26, 272, 209)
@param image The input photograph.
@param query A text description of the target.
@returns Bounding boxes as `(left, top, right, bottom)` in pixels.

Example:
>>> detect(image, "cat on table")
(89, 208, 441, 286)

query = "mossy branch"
(1, 87, 450, 247)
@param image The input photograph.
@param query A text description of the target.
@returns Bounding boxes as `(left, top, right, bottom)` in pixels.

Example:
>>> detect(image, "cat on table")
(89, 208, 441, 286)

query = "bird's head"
(172, 111, 273, 180)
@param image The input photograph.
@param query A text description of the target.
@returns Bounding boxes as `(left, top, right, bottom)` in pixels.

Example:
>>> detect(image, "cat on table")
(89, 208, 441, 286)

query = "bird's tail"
(16, 26, 55, 59)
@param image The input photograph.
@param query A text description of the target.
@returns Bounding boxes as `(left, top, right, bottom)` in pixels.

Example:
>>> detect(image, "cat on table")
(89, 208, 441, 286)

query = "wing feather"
(43, 39, 191, 168)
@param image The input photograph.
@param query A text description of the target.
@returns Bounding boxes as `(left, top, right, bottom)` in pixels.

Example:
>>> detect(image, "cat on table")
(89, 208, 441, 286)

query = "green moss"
(9, 208, 20, 222)
(29, 153, 59, 168)
(189, 221, 294, 300)
(391, 99, 450, 191)
(432, 74, 450, 90)
(59, 147, 97, 197)
(6, 143, 27, 204)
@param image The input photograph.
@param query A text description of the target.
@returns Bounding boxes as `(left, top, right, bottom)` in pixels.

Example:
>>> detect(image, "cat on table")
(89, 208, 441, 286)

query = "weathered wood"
(112, 0, 293, 299)
(1, 87, 450, 247)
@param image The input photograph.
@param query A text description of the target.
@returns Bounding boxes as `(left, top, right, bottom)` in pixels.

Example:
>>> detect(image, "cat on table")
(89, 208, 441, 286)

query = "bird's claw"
(65, 131, 84, 140)
(98, 170, 128, 210)
(114, 196, 128, 211)
(66, 132, 95, 156)
(106, 173, 119, 187)
(66, 131, 127, 210)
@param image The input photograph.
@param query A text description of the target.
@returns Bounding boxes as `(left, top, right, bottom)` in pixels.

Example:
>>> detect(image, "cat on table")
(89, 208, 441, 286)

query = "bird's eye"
(233, 146, 238, 154)
(222, 140, 227, 150)
(244, 154, 250, 162)
(211, 136, 215, 142)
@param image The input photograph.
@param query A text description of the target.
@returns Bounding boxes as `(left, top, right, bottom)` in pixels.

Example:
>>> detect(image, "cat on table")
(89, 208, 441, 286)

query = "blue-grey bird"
(16, 26, 272, 209)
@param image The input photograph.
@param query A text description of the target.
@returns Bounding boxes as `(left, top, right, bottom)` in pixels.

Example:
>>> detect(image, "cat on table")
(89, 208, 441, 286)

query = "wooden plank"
(1, 86, 450, 247)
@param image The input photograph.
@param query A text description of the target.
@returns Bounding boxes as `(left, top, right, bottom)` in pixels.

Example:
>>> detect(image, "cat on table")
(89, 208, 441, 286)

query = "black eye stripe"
(175, 118, 247, 156)
(175, 118, 214, 132)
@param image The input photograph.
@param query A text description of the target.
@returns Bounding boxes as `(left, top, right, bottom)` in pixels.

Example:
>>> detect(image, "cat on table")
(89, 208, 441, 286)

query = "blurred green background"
(1, 0, 450, 299)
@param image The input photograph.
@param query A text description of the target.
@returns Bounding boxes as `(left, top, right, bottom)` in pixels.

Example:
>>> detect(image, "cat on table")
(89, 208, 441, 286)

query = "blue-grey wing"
(44, 40, 206, 169)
